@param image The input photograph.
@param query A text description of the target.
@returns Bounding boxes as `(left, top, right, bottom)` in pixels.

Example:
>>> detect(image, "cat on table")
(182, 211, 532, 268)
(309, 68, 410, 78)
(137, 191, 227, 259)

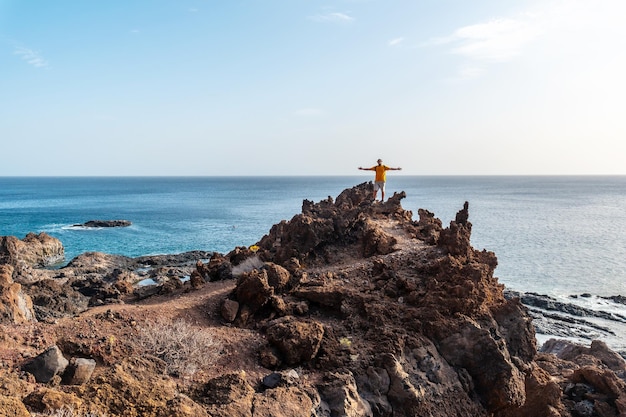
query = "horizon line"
(1, 174, 625, 178)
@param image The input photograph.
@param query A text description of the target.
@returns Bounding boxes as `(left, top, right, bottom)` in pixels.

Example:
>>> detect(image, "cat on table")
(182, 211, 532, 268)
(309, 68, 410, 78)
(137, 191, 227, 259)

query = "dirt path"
(2, 216, 431, 385)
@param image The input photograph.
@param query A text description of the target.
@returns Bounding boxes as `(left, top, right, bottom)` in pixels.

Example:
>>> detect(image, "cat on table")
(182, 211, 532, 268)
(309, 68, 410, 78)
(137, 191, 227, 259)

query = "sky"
(1, 0, 625, 176)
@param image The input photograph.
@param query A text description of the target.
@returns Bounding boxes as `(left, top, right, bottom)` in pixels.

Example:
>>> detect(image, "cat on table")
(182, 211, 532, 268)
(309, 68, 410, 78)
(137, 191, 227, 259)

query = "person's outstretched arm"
(358, 167, 374, 171)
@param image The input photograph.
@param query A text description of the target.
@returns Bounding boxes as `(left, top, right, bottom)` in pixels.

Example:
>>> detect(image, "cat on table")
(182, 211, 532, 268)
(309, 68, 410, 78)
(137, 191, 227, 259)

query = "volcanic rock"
(251, 385, 315, 417)
(63, 357, 97, 385)
(318, 371, 372, 416)
(192, 252, 233, 283)
(200, 371, 255, 412)
(220, 298, 239, 322)
(76, 220, 132, 228)
(22, 345, 69, 383)
(0, 264, 36, 324)
(25, 278, 90, 321)
(265, 316, 325, 366)
(0, 232, 64, 267)
(2, 182, 626, 416)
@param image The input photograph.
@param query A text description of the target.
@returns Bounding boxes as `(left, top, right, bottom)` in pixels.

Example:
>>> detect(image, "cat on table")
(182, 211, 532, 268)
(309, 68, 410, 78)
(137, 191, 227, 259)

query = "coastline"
(2, 176, 626, 355)
(1, 182, 625, 415)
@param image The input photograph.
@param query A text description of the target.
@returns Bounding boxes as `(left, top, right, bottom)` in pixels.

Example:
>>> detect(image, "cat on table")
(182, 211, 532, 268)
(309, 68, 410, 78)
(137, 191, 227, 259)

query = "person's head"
(377, 159, 382, 165)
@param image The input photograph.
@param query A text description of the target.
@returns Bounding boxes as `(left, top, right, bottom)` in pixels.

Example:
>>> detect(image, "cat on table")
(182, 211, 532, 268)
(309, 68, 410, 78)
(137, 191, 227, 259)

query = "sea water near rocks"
(1, 176, 625, 353)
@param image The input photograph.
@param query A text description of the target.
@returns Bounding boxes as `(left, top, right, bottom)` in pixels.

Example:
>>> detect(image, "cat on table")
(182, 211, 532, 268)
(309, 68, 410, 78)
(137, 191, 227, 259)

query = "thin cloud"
(433, 18, 541, 63)
(14, 46, 49, 68)
(388, 37, 405, 47)
(308, 12, 355, 23)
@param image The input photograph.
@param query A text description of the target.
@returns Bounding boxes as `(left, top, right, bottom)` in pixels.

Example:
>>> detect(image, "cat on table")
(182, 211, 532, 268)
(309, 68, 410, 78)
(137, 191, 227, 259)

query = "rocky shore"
(1, 183, 625, 416)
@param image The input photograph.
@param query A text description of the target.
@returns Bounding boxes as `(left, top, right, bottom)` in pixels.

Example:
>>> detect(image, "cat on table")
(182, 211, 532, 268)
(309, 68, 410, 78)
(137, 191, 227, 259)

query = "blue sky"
(1, 0, 625, 176)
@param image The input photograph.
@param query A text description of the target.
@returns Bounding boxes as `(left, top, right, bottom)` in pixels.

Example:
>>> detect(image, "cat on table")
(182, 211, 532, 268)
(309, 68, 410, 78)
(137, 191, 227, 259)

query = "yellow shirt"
(373, 165, 390, 182)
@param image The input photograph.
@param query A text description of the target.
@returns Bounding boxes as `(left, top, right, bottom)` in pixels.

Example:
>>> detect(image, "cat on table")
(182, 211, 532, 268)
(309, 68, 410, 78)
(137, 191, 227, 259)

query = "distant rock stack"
(76, 220, 132, 228)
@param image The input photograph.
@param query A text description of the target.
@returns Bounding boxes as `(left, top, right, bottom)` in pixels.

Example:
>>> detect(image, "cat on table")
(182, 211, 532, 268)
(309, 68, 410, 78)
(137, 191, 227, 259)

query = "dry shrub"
(231, 255, 264, 276)
(31, 407, 106, 417)
(134, 318, 219, 377)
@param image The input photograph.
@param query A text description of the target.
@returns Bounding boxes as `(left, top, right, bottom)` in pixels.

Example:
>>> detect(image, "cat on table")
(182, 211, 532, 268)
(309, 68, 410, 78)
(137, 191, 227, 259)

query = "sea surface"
(1, 176, 625, 353)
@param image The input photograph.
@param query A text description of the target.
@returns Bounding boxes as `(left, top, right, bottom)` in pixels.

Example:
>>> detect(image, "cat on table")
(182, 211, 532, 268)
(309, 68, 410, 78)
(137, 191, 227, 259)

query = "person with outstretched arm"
(358, 159, 402, 202)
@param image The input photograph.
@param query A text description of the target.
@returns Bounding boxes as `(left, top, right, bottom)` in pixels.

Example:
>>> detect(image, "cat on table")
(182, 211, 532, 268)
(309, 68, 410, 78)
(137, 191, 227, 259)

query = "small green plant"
(135, 318, 219, 377)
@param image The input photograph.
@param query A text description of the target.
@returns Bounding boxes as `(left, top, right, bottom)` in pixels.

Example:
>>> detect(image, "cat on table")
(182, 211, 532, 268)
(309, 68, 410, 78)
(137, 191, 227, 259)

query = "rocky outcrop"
(196, 182, 625, 417)
(1, 183, 625, 416)
(74, 220, 132, 228)
(533, 339, 626, 417)
(207, 186, 484, 413)
(25, 277, 91, 321)
(253, 183, 411, 265)
(16, 250, 214, 319)
(265, 316, 325, 366)
(0, 264, 36, 324)
(0, 232, 64, 267)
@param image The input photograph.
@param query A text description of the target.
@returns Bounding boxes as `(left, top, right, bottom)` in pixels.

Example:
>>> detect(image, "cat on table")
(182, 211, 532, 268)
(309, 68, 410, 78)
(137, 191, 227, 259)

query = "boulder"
(264, 262, 292, 292)
(265, 316, 324, 366)
(502, 364, 565, 417)
(572, 366, 626, 401)
(64, 357, 96, 385)
(536, 339, 626, 417)
(0, 233, 64, 267)
(260, 370, 300, 389)
(22, 345, 69, 383)
(318, 371, 373, 417)
(235, 269, 273, 315)
(0, 264, 36, 324)
(221, 299, 239, 322)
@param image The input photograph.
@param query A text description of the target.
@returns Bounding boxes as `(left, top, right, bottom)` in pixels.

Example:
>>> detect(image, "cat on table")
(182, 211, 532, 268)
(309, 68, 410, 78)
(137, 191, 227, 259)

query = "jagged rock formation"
(205, 182, 624, 417)
(0, 183, 624, 416)
(208, 183, 539, 416)
(0, 232, 64, 268)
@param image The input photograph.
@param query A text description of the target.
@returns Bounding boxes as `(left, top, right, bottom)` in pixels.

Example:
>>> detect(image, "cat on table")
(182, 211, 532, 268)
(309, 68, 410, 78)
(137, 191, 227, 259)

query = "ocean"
(1, 176, 625, 353)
